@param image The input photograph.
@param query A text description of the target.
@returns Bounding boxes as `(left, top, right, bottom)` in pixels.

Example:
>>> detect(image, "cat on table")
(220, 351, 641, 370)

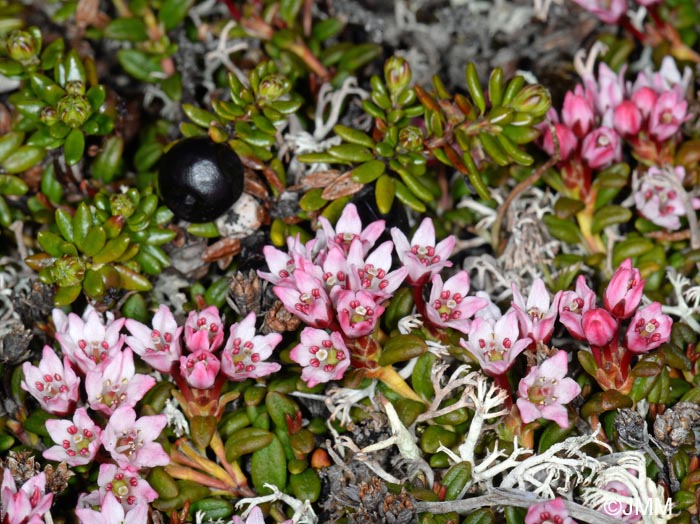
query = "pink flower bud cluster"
(541, 58, 690, 194)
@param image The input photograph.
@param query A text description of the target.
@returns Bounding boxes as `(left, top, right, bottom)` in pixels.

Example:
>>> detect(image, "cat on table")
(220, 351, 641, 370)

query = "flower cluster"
(541, 58, 690, 197)
(633, 165, 700, 230)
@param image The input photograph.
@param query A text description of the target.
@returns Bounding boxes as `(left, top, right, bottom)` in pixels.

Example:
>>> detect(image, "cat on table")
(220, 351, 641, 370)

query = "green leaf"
(465, 62, 486, 115)
(86, 85, 106, 111)
(0, 131, 25, 163)
(279, 0, 303, 26)
(38, 231, 66, 257)
(161, 73, 182, 101)
(105, 17, 148, 41)
(0, 174, 28, 196)
(158, 0, 195, 30)
(543, 214, 582, 245)
(375, 174, 396, 214)
(612, 237, 653, 267)
(82, 226, 107, 257)
(53, 285, 82, 306)
(55, 209, 74, 242)
(251, 436, 287, 494)
(92, 136, 123, 182)
(328, 144, 375, 163)
(183, 104, 222, 128)
(333, 124, 375, 148)
(2, 146, 45, 174)
(83, 268, 105, 299)
(117, 49, 162, 82)
(29, 73, 65, 105)
(378, 335, 426, 366)
(134, 142, 163, 172)
(93, 235, 131, 264)
(591, 205, 632, 234)
(394, 179, 426, 212)
(64, 128, 85, 166)
(337, 43, 382, 72)
(114, 264, 152, 291)
(538, 422, 573, 453)
(463, 509, 495, 524)
(64, 49, 86, 84)
(350, 160, 385, 184)
(311, 18, 344, 41)
(299, 188, 327, 212)
(72, 203, 92, 250)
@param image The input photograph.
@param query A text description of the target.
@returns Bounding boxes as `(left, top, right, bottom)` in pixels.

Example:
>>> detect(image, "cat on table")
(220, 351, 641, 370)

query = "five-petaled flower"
(625, 302, 673, 353)
(44, 407, 102, 467)
(101, 406, 169, 470)
(21, 345, 80, 415)
(511, 279, 561, 344)
(291, 328, 350, 387)
(426, 271, 487, 334)
(318, 203, 384, 255)
(220, 312, 282, 381)
(333, 289, 384, 338)
(461, 310, 532, 376)
(125, 304, 183, 373)
(184, 306, 225, 352)
(391, 217, 455, 285)
(273, 270, 334, 328)
(75, 492, 148, 524)
(516, 350, 582, 428)
(557, 275, 597, 340)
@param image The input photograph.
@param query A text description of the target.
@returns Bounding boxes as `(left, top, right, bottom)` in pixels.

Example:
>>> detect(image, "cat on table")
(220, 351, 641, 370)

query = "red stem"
(219, 0, 241, 20)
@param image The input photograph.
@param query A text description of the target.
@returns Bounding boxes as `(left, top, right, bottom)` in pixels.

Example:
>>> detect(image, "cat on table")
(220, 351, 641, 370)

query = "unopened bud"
(258, 74, 291, 102)
(65, 80, 86, 96)
(50, 255, 86, 287)
(507, 84, 551, 118)
(56, 94, 92, 128)
(398, 125, 424, 152)
(109, 193, 136, 219)
(6, 29, 40, 66)
(40, 107, 58, 126)
(384, 56, 412, 97)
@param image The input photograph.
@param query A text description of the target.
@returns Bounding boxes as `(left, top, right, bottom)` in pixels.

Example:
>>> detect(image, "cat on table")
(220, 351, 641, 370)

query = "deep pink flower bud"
(562, 90, 595, 137)
(649, 90, 688, 142)
(179, 350, 220, 390)
(625, 302, 672, 353)
(184, 306, 224, 352)
(613, 100, 642, 136)
(541, 123, 578, 161)
(630, 86, 658, 120)
(604, 258, 646, 319)
(581, 126, 621, 169)
(582, 308, 618, 347)
(332, 289, 384, 338)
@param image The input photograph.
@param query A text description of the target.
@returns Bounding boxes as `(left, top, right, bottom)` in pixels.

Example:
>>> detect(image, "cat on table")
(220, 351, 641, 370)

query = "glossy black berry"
(158, 137, 244, 223)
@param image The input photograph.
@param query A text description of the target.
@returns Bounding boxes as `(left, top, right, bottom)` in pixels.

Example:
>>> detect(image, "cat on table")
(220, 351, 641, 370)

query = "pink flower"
(584, 63, 626, 117)
(511, 279, 561, 344)
(125, 305, 182, 373)
(274, 270, 334, 328)
(291, 328, 350, 387)
(425, 271, 488, 334)
(75, 492, 148, 524)
(604, 259, 645, 319)
(598, 481, 641, 523)
(21, 346, 80, 415)
(318, 203, 384, 255)
(580, 127, 621, 169)
(220, 312, 282, 381)
(184, 306, 224, 352)
(54, 306, 125, 373)
(524, 498, 576, 524)
(558, 275, 596, 340)
(319, 244, 349, 291)
(391, 218, 455, 285)
(346, 240, 408, 299)
(582, 308, 618, 347)
(571, 0, 626, 23)
(562, 89, 595, 137)
(96, 464, 158, 508)
(517, 350, 582, 428)
(613, 100, 642, 137)
(460, 311, 532, 376)
(630, 86, 658, 120)
(541, 123, 577, 161)
(625, 302, 672, 353)
(258, 235, 319, 286)
(102, 406, 169, 470)
(86, 348, 156, 415)
(232, 507, 291, 524)
(1, 469, 53, 524)
(179, 350, 221, 389)
(649, 91, 688, 142)
(333, 289, 384, 338)
(43, 408, 101, 467)
(634, 166, 700, 230)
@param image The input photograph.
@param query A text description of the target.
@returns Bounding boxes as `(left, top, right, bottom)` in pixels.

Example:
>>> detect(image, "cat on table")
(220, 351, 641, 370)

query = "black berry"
(158, 137, 244, 223)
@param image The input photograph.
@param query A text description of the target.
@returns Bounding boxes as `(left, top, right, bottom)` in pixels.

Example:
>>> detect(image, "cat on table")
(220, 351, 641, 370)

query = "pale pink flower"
(524, 498, 577, 524)
(125, 304, 182, 373)
(220, 312, 282, 381)
(96, 464, 158, 508)
(43, 408, 101, 467)
(333, 289, 384, 338)
(631, 56, 692, 97)
(582, 308, 618, 347)
(184, 306, 225, 352)
(21, 346, 80, 415)
(649, 90, 688, 142)
(562, 89, 595, 137)
(291, 328, 350, 387)
(613, 100, 642, 137)
(258, 235, 320, 286)
(391, 218, 455, 285)
(571, 0, 626, 23)
(425, 271, 488, 334)
(598, 481, 641, 523)
(460, 310, 532, 376)
(320, 244, 350, 291)
(604, 259, 645, 319)
(102, 406, 169, 470)
(179, 350, 220, 389)
(86, 348, 156, 415)
(625, 302, 672, 353)
(346, 240, 408, 299)
(75, 492, 148, 524)
(318, 203, 384, 255)
(232, 507, 291, 524)
(558, 275, 597, 340)
(54, 306, 125, 373)
(583, 63, 626, 118)
(517, 350, 582, 428)
(511, 279, 561, 344)
(580, 127, 621, 169)
(274, 270, 334, 328)
(1, 469, 53, 524)
(634, 166, 700, 231)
